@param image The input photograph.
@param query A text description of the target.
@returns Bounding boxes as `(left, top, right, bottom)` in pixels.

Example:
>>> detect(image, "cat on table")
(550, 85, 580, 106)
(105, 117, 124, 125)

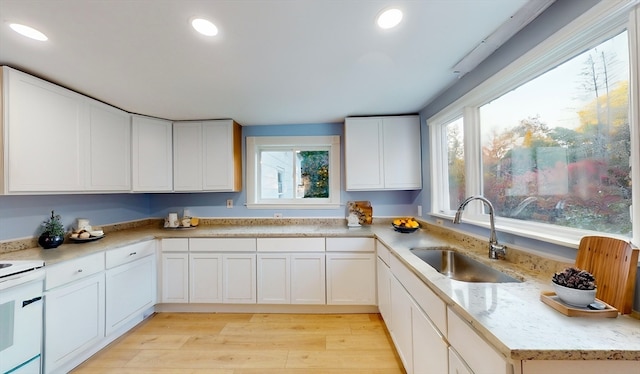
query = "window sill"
(246, 203, 341, 210)
(428, 212, 624, 249)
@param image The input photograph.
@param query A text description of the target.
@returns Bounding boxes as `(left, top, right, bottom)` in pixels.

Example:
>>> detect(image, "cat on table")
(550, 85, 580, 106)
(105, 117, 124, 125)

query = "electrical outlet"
(226, 199, 233, 208)
(274, 213, 283, 218)
(417, 205, 422, 216)
(436, 218, 444, 225)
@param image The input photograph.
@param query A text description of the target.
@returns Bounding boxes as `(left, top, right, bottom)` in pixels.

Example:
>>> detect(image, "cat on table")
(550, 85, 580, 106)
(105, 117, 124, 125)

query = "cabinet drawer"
(161, 238, 189, 252)
(257, 238, 325, 252)
(326, 237, 374, 252)
(46, 252, 105, 290)
(190, 238, 256, 252)
(106, 240, 155, 269)
(390, 255, 446, 334)
(376, 240, 391, 265)
(448, 307, 511, 374)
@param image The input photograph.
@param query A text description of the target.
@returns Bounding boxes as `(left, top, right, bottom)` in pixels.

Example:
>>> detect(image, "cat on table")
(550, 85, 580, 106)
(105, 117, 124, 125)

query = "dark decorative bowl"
(38, 233, 64, 249)
(392, 223, 420, 233)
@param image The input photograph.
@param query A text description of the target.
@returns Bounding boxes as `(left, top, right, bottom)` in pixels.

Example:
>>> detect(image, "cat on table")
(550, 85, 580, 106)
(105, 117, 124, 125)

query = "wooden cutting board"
(574, 236, 639, 314)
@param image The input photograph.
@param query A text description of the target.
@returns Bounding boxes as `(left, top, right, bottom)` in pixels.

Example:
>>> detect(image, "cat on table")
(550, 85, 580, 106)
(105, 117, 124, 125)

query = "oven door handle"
(22, 296, 42, 308)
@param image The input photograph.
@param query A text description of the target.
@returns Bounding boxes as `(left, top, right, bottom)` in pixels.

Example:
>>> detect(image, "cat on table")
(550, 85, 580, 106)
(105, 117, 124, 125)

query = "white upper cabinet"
(173, 120, 242, 192)
(87, 101, 131, 191)
(1, 66, 131, 194)
(344, 115, 422, 191)
(173, 121, 203, 191)
(2, 66, 87, 193)
(131, 114, 173, 192)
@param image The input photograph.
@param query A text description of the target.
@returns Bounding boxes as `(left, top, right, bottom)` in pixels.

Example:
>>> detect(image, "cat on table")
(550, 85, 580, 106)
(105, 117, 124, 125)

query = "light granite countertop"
(2, 220, 639, 362)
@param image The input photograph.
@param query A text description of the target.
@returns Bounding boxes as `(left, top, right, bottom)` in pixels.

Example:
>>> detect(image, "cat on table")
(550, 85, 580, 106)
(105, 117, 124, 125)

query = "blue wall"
(0, 194, 150, 240)
(0, 122, 420, 241)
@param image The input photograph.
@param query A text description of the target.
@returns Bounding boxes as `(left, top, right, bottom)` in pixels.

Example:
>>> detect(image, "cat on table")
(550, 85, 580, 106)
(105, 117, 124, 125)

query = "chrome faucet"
(453, 196, 507, 260)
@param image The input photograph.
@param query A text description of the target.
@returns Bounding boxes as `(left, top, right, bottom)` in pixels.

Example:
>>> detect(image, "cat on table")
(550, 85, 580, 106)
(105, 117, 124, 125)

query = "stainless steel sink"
(410, 247, 521, 283)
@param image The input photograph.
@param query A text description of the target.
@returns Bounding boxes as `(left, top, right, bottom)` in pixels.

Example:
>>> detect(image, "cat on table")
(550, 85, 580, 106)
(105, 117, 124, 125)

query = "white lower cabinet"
(390, 275, 414, 373)
(161, 238, 258, 304)
(190, 253, 223, 303)
(105, 253, 156, 335)
(256, 252, 326, 304)
(223, 254, 257, 303)
(44, 272, 105, 374)
(291, 253, 325, 304)
(257, 253, 291, 304)
(389, 274, 448, 374)
(412, 300, 448, 374)
(326, 237, 376, 305)
(161, 252, 189, 303)
(376, 243, 392, 324)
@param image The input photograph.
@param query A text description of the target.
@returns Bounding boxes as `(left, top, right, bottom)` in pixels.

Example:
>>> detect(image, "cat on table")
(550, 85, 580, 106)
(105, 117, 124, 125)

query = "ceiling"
(0, 0, 536, 125)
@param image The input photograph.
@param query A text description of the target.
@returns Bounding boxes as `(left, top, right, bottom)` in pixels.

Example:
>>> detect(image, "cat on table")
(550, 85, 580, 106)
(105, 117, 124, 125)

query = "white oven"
(0, 260, 45, 374)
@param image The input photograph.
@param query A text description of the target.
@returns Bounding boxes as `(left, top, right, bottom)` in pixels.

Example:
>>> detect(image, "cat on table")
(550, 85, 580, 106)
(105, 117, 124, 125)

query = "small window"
(246, 136, 341, 208)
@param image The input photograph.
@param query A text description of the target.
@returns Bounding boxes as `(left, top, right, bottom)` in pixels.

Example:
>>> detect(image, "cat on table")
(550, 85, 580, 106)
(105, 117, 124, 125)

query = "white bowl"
(553, 282, 596, 307)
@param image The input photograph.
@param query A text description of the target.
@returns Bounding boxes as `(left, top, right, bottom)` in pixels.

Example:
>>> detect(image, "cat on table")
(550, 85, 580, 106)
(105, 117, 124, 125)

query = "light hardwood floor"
(71, 313, 405, 373)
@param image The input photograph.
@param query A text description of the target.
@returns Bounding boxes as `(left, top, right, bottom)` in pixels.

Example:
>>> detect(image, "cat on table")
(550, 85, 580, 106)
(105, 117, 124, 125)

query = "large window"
(246, 136, 341, 208)
(429, 2, 638, 244)
(480, 32, 630, 236)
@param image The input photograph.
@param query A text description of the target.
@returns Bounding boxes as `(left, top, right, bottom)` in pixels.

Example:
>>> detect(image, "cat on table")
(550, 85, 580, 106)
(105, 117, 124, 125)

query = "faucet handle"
(489, 243, 507, 260)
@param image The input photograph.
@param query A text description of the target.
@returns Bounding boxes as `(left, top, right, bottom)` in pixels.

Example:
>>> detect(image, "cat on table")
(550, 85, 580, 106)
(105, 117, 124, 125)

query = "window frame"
(246, 135, 341, 209)
(428, 0, 639, 246)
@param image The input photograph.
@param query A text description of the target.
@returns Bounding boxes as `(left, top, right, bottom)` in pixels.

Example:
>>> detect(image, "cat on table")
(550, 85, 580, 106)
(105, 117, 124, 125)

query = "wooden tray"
(347, 201, 373, 225)
(540, 291, 618, 318)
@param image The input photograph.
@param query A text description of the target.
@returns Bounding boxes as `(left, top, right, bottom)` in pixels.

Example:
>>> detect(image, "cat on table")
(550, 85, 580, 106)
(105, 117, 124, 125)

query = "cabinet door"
(257, 254, 290, 304)
(223, 254, 256, 304)
(190, 253, 223, 303)
(161, 253, 189, 303)
(344, 117, 384, 190)
(291, 253, 325, 304)
(390, 275, 413, 374)
(382, 115, 422, 189)
(412, 301, 448, 374)
(326, 253, 376, 305)
(376, 256, 392, 324)
(202, 120, 241, 191)
(44, 272, 105, 374)
(105, 255, 155, 335)
(87, 102, 131, 191)
(448, 348, 473, 374)
(131, 115, 173, 192)
(173, 121, 203, 191)
(4, 67, 88, 192)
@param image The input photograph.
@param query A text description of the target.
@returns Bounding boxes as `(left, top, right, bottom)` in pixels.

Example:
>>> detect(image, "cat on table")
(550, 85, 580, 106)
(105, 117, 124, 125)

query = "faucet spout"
(452, 195, 506, 260)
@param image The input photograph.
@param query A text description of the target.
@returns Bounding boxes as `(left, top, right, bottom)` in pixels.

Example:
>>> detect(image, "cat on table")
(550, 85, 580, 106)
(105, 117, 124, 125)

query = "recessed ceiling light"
(191, 18, 218, 36)
(9, 23, 48, 41)
(376, 8, 403, 29)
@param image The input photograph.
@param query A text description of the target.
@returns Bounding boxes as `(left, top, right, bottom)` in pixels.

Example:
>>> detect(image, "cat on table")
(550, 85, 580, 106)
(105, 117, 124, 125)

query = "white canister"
(168, 213, 179, 227)
(77, 218, 91, 231)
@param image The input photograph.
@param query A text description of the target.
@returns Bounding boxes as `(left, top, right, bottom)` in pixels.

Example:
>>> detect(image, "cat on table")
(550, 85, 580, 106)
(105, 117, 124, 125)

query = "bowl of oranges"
(392, 218, 420, 233)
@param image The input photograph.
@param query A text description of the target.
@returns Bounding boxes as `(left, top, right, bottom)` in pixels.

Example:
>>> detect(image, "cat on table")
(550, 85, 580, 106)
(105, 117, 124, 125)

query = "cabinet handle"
(22, 296, 42, 308)
(129, 251, 137, 256)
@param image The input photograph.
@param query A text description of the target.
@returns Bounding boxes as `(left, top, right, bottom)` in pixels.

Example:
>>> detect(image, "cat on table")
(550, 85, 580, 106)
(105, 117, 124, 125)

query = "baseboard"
(154, 303, 380, 314)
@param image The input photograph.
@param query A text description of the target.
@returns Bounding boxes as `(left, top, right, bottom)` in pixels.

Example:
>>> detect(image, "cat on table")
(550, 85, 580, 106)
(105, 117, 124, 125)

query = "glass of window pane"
(479, 31, 631, 236)
(446, 117, 465, 210)
(259, 149, 330, 200)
